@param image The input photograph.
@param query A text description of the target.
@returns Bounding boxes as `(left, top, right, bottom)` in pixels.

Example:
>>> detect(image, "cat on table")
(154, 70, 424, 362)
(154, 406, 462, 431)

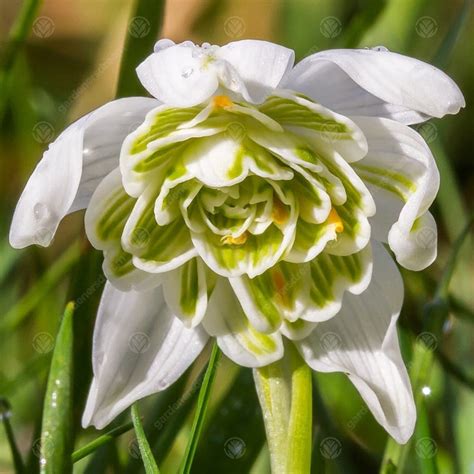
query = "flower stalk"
(254, 343, 312, 473)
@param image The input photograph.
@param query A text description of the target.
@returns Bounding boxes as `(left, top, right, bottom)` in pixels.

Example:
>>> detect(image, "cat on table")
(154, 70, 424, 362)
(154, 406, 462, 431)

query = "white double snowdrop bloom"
(10, 39, 464, 443)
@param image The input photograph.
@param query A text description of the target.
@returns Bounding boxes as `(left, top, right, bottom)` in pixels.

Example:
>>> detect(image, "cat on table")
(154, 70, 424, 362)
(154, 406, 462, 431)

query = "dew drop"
(34, 202, 50, 221)
(181, 67, 194, 79)
(371, 45, 388, 52)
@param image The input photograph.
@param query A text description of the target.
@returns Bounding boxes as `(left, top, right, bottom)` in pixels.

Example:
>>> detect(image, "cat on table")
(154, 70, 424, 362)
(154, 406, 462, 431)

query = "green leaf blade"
(131, 403, 160, 474)
(39, 302, 75, 474)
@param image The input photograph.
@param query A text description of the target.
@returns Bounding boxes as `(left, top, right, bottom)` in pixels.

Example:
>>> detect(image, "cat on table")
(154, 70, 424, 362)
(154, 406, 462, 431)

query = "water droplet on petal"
(181, 67, 194, 79)
(371, 45, 388, 52)
(34, 202, 50, 221)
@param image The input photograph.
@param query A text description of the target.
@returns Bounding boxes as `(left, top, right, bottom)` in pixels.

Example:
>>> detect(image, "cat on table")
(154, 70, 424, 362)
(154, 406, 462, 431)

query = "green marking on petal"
(308, 251, 365, 309)
(259, 96, 350, 136)
(131, 106, 202, 154)
(180, 258, 199, 316)
(95, 189, 135, 242)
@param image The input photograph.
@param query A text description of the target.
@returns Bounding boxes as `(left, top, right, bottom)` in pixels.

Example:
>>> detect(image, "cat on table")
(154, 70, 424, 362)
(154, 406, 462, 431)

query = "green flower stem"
(179, 342, 221, 474)
(40, 302, 75, 474)
(72, 420, 134, 463)
(254, 343, 312, 474)
(131, 403, 160, 473)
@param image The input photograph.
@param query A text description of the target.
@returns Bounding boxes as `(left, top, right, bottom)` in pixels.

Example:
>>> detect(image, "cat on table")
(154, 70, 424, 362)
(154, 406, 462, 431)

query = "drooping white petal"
(10, 97, 158, 249)
(202, 278, 284, 367)
(352, 116, 439, 270)
(297, 241, 415, 444)
(284, 48, 465, 124)
(82, 282, 208, 429)
(136, 43, 220, 107)
(217, 40, 295, 103)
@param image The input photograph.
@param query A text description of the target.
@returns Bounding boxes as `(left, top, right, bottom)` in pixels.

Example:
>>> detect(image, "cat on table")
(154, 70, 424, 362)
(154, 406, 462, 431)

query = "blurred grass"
(0, 0, 472, 473)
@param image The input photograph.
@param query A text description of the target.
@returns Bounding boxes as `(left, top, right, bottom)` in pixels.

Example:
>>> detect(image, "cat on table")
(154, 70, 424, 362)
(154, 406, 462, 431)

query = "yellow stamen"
(272, 196, 289, 225)
(213, 95, 233, 109)
(221, 232, 248, 246)
(327, 208, 344, 233)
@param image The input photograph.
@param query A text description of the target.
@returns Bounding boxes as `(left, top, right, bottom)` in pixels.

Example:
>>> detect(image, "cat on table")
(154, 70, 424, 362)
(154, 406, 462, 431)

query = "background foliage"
(0, 0, 472, 473)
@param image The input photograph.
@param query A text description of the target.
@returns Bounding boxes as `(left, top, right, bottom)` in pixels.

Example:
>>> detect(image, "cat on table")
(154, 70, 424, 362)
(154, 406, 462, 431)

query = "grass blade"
(0, 242, 80, 333)
(131, 403, 160, 473)
(179, 342, 221, 474)
(72, 421, 134, 463)
(39, 302, 75, 473)
(115, 0, 165, 97)
(0, 398, 25, 473)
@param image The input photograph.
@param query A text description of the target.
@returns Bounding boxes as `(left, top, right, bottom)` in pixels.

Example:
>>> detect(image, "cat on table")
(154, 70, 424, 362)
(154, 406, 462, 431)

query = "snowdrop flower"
(10, 40, 464, 448)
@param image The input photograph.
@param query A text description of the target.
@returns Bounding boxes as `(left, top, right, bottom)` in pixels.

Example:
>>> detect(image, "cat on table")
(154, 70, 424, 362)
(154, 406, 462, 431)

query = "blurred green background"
(0, 0, 473, 473)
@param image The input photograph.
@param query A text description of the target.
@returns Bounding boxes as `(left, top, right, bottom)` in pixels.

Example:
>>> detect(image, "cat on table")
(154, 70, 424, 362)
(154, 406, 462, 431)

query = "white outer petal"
(136, 44, 219, 106)
(217, 40, 295, 103)
(353, 116, 439, 270)
(296, 241, 416, 444)
(82, 282, 208, 429)
(9, 97, 158, 248)
(284, 49, 465, 124)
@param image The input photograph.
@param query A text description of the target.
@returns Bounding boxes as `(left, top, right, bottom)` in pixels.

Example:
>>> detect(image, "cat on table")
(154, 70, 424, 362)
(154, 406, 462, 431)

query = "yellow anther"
(221, 232, 248, 246)
(327, 208, 344, 233)
(271, 196, 289, 225)
(213, 95, 233, 109)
